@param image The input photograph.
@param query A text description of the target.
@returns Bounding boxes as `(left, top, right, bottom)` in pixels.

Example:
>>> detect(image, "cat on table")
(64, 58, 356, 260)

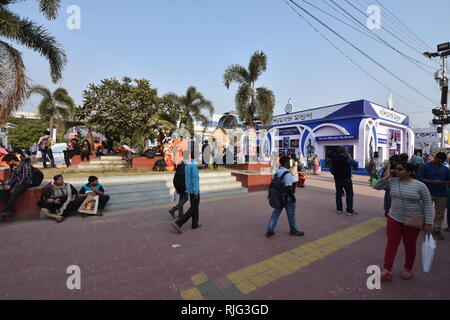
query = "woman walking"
(312, 154, 321, 175)
(373, 162, 433, 280)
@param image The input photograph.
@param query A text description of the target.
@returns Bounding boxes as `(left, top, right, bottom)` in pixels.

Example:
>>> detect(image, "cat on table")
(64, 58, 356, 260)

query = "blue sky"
(8, 0, 450, 128)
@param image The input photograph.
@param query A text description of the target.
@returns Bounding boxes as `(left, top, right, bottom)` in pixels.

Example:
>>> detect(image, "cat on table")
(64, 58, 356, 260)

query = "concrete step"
(89, 160, 127, 165)
(106, 187, 248, 211)
(99, 156, 123, 161)
(104, 183, 245, 203)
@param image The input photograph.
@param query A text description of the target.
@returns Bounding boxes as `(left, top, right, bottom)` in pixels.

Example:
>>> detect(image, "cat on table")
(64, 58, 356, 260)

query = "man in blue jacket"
(172, 151, 201, 234)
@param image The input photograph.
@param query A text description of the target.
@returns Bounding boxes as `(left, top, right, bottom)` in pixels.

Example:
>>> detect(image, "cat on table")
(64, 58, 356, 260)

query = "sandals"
(55, 216, 65, 223)
(401, 269, 413, 280)
(380, 269, 393, 281)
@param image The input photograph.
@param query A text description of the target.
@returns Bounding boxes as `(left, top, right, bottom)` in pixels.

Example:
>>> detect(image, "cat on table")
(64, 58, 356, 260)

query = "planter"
(0, 185, 44, 221)
(131, 157, 163, 170)
(231, 171, 272, 192)
(232, 163, 270, 172)
(0, 167, 10, 181)
(71, 155, 97, 166)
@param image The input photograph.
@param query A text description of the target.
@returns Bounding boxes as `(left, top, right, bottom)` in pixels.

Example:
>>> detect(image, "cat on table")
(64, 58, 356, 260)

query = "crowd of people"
(262, 147, 449, 281)
(0, 152, 110, 224)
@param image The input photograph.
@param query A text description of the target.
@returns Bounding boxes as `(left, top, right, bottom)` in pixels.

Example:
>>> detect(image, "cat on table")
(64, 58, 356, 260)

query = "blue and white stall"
(265, 99, 414, 174)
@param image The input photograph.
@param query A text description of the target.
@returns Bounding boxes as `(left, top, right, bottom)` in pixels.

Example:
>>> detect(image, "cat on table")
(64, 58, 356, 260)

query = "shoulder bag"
(398, 180, 424, 230)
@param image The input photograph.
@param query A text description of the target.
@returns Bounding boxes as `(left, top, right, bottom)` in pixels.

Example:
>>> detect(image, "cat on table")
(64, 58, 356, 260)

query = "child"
(297, 162, 306, 188)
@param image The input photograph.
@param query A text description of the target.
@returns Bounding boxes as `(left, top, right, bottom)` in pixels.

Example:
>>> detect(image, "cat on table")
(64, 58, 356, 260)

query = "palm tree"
(0, 0, 67, 124)
(27, 85, 75, 139)
(223, 50, 275, 126)
(175, 86, 214, 135)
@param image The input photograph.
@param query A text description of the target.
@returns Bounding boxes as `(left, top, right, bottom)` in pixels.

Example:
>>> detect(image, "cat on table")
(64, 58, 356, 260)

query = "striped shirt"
(373, 178, 433, 225)
(8, 161, 33, 187)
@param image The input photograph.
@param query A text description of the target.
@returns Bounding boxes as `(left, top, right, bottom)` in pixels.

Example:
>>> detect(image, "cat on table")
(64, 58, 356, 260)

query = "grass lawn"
(42, 166, 234, 179)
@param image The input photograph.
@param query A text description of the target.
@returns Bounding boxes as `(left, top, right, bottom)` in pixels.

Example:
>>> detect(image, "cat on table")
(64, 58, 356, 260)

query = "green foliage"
(223, 51, 275, 126)
(75, 77, 164, 153)
(8, 122, 46, 148)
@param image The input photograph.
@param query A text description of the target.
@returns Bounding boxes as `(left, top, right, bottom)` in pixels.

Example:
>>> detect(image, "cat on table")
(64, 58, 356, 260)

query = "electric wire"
(288, 0, 439, 106)
(283, 0, 431, 113)
(329, 0, 435, 74)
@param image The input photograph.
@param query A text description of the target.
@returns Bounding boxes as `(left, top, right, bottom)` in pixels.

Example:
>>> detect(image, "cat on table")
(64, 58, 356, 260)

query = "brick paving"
(0, 174, 449, 300)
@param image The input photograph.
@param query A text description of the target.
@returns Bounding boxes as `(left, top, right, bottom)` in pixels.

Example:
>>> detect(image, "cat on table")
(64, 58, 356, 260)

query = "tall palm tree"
(176, 86, 214, 135)
(0, 0, 67, 124)
(27, 85, 75, 138)
(223, 50, 275, 126)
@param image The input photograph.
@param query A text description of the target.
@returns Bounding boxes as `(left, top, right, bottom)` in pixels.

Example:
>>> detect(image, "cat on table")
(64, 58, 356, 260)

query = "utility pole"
(424, 42, 450, 149)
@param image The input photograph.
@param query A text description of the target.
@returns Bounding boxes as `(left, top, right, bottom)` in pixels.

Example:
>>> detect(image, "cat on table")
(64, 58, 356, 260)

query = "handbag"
(398, 181, 424, 230)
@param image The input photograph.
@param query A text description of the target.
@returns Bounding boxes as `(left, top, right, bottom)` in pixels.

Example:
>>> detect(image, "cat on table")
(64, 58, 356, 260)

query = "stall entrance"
(324, 145, 355, 168)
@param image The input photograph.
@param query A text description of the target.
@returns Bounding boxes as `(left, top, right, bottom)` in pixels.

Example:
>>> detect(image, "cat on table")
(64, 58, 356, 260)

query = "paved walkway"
(0, 175, 449, 300)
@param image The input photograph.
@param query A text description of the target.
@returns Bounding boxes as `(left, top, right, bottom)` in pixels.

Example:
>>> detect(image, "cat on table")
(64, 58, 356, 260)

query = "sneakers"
(172, 222, 182, 234)
(168, 209, 176, 219)
(336, 210, 343, 214)
(192, 224, 202, 230)
(432, 231, 444, 240)
(400, 269, 413, 280)
(380, 269, 393, 281)
(346, 211, 359, 216)
(290, 230, 305, 237)
(266, 231, 275, 238)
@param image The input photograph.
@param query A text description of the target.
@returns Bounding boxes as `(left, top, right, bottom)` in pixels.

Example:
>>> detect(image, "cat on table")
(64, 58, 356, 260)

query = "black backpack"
(268, 171, 290, 209)
(31, 166, 44, 187)
(173, 163, 186, 193)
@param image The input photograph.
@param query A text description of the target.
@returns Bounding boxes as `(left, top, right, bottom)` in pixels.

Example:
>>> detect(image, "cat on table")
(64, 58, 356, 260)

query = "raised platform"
(131, 157, 164, 170)
(231, 171, 272, 192)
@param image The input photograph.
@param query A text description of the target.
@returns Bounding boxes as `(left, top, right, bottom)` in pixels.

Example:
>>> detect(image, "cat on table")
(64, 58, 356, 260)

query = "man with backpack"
(169, 160, 189, 219)
(38, 130, 56, 169)
(266, 156, 305, 238)
(0, 154, 43, 222)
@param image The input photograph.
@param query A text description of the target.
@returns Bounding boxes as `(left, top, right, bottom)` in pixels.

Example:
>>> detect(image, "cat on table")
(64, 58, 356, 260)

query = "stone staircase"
(64, 171, 248, 212)
(66, 156, 127, 172)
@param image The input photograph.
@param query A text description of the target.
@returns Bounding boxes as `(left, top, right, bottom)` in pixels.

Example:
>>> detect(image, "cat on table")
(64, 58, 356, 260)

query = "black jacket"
(331, 153, 352, 179)
(173, 162, 186, 194)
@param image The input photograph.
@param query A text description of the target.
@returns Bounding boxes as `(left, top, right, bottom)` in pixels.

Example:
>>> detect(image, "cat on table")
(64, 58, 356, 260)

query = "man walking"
(169, 160, 189, 219)
(417, 152, 450, 240)
(330, 147, 359, 216)
(172, 152, 201, 233)
(411, 152, 425, 176)
(38, 130, 56, 168)
(266, 156, 305, 238)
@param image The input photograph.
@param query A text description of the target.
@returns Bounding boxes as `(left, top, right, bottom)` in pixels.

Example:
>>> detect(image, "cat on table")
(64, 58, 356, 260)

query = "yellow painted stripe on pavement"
(180, 287, 204, 300)
(191, 273, 209, 286)
(227, 217, 386, 294)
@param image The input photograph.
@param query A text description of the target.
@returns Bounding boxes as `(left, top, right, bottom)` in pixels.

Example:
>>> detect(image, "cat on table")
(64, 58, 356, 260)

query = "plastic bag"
(421, 234, 436, 273)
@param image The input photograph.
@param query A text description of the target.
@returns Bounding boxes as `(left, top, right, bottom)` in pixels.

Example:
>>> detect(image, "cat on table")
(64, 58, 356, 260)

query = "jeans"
(432, 197, 447, 232)
(267, 197, 298, 233)
(176, 194, 200, 228)
(171, 192, 189, 217)
(384, 216, 420, 271)
(0, 184, 33, 213)
(41, 149, 55, 167)
(335, 178, 354, 213)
